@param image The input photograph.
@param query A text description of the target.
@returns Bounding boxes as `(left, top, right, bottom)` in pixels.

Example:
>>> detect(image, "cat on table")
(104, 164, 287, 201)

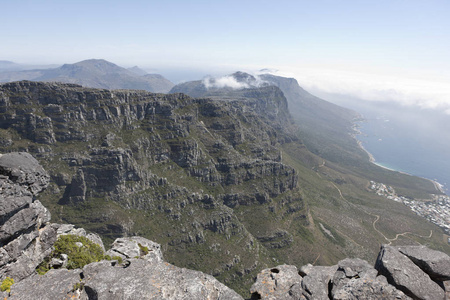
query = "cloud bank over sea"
(267, 67, 450, 115)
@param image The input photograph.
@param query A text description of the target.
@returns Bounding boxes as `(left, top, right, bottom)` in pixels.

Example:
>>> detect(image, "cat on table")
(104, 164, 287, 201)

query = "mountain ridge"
(0, 59, 174, 93)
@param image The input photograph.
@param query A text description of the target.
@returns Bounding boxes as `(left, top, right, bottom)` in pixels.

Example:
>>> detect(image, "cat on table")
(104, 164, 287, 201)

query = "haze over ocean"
(356, 103, 450, 194)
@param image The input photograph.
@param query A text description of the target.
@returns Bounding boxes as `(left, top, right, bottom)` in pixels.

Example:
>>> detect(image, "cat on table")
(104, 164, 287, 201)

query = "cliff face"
(0, 81, 304, 292)
(0, 152, 242, 300)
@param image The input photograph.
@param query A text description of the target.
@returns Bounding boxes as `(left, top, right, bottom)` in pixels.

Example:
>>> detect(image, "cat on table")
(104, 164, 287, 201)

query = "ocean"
(310, 90, 450, 195)
(356, 105, 450, 194)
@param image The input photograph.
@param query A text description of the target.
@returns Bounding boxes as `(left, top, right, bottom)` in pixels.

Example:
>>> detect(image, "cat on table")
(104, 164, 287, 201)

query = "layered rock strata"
(0, 152, 242, 299)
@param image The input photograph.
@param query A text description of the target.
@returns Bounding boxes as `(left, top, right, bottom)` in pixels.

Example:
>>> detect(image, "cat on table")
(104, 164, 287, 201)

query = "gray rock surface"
(250, 265, 304, 300)
(375, 245, 445, 300)
(7, 268, 83, 300)
(105, 236, 163, 262)
(301, 265, 337, 300)
(0, 152, 50, 196)
(395, 245, 450, 281)
(0, 152, 56, 282)
(82, 259, 243, 300)
(332, 258, 409, 300)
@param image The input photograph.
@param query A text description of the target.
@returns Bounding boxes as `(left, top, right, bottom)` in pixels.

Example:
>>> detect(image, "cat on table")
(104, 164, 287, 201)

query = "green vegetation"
(37, 235, 105, 274)
(72, 282, 84, 292)
(0, 277, 14, 293)
(138, 243, 149, 255)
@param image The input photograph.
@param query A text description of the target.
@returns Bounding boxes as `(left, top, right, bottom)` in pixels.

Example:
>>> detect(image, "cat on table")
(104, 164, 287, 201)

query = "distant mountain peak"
(230, 71, 257, 83)
(128, 66, 148, 76)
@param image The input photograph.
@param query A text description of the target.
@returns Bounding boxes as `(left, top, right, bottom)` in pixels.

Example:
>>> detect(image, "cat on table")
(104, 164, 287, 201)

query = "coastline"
(353, 125, 447, 195)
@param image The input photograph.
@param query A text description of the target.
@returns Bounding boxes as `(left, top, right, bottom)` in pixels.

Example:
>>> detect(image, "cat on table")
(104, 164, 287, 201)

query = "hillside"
(0, 59, 174, 93)
(0, 80, 448, 295)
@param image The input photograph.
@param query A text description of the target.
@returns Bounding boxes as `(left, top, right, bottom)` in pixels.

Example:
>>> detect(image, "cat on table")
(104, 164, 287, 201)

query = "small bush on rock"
(1, 277, 14, 292)
(138, 243, 149, 256)
(37, 234, 105, 274)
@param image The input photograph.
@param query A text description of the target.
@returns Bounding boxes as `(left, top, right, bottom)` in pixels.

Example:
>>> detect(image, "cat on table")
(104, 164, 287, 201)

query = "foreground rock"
(251, 245, 449, 300)
(6, 235, 242, 299)
(82, 258, 242, 300)
(8, 238, 242, 300)
(331, 258, 408, 300)
(375, 245, 445, 300)
(105, 236, 163, 263)
(0, 152, 56, 282)
(395, 245, 450, 281)
(250, 265, 303, 299)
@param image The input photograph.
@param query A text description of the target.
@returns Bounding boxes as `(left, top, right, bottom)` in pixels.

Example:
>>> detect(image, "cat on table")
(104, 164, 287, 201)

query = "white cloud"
(278, 67, 450, 112)
(203, 76, 250, 89)
(202, 74, 268, 90)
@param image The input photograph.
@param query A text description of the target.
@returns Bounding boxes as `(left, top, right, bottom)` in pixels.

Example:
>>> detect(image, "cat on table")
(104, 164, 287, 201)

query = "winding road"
(314, 160, 432, 245)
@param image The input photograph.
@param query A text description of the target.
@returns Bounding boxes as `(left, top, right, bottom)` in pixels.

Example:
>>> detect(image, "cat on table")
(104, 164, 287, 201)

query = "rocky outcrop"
(375, 245, 446, 300)
(251, 245, 450, 300)
(7, 237, 243, 300)
(0, 152, 56, 282)
(81, 257, 242, 300)
(105, 236, 163, 263)
(395, 245, 450, 281)
(250, 265, 303, 299)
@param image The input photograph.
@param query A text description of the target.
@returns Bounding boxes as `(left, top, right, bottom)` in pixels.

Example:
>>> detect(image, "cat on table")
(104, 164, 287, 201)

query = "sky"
(2, 0, 450, 111)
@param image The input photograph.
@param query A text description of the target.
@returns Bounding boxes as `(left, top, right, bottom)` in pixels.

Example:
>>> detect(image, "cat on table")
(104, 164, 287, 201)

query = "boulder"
(375, 245, 445, 300)
(250, 265, 304, 300)
(332, 277, 410, 300)
(7, 268, 83, 300)
(0, 223, 57, 281)
(301, 265, 337, 300)
(395, 245, 450, 281)
(105, 236, 163, 262)
(0, 152, 50, 196)
(332, 258, 409, 299)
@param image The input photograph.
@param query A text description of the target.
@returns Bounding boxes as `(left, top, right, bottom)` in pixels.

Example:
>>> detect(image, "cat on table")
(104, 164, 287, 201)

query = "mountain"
(0, 80, 448, 295)
(127, 65, 148, 76)
(0, 61, 20, 71)
(170, 72, 440, 196)
(0, 59, 174, 93)
(0, 60, 59, 72)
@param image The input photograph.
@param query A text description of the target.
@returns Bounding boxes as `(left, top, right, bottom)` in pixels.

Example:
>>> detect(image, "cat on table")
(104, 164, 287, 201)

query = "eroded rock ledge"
(0, 152, 449, 299)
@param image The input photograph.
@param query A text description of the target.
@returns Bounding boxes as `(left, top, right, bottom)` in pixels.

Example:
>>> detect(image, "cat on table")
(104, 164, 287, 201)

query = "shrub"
(37, 234, 105, 274)
(138, 243, 149, 256)
(1, 277, 14, 293)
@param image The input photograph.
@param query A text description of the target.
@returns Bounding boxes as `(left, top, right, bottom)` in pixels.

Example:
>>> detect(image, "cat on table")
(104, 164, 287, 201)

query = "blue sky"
(2, 0, 450, 110)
